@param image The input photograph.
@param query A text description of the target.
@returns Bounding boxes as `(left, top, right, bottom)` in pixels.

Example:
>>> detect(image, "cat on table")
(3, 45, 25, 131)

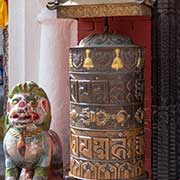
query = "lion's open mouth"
(10, 110, 40, 126)
(11, 113, 31, 120)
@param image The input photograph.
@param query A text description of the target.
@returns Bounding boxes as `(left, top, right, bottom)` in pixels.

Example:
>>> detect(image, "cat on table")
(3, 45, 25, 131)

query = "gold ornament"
(69, 54, 73, 68)
(136, 49, 142, 69)
(83, 49, 94, 70)
(112, 48, 124, 71)
(135, 108, 144, 123)
(112, 109, 130, 124)
(70, 109, 79, 121)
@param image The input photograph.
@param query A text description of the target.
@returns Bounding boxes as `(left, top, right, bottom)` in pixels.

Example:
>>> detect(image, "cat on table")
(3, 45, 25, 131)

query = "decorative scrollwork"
(112, 109, 130, 125)
(70, 157, 145, 179)
(95, 111, 111, 126)
(57, 4, 152, 18)
(79, 108, 110, 127)
(71, 108, 131, 127)
(135, 108, 144, 124)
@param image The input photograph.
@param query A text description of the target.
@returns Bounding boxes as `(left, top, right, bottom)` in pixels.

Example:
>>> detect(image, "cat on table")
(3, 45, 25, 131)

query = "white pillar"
(9, 0, 25, 88)
(38, 3, 77, 172)
(9, 0, 41, 89)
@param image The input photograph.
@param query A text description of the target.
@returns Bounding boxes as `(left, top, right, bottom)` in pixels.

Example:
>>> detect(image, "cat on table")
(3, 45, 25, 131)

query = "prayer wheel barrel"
(69, 33, 145, 180)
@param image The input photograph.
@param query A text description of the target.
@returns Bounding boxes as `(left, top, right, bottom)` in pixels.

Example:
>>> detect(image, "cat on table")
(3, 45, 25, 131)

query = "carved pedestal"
(69, 32, 146, 180)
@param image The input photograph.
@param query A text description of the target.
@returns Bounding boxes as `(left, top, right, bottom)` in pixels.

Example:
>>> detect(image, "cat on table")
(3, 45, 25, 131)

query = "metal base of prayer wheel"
(65, 174, 147, 180)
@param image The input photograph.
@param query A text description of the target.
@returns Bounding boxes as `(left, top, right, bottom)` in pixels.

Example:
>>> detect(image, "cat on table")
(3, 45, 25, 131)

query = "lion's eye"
(29, 100, 37, 106)
(12, 99, 20, 104)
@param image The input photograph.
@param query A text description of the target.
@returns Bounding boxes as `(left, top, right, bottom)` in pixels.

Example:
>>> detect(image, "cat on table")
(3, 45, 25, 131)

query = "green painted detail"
(5, 167, 19, 178)
(9, 81, 48, 99)
(34, 166, 49, 177)
(4, 114, 11, 134)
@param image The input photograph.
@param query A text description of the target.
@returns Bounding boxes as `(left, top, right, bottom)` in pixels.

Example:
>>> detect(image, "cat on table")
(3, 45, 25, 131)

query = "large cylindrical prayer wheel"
(69, 32, 145, 180)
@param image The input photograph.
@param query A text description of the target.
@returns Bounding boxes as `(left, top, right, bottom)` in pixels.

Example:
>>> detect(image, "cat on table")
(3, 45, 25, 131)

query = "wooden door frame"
(152, 0, 179, 179)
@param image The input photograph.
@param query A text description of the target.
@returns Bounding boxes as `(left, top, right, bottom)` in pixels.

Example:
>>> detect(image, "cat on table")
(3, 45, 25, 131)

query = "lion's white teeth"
(19, 113, 25, 118)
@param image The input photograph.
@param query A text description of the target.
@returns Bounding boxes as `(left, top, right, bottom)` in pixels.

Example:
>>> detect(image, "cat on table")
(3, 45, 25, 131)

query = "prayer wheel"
(69, 32, 145, 180)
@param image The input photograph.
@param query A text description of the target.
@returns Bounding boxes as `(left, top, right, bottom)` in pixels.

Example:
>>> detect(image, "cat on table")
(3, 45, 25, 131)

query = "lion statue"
(3, 81, 63, 180)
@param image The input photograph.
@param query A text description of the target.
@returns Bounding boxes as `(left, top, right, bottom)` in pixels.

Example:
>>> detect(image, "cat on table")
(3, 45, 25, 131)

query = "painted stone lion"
(3, 81, 63, 180)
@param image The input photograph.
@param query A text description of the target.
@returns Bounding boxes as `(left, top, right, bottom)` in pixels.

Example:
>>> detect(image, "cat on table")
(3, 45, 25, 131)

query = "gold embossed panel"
(57, 3, 151, 18)
(69, 33, 145, 180)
